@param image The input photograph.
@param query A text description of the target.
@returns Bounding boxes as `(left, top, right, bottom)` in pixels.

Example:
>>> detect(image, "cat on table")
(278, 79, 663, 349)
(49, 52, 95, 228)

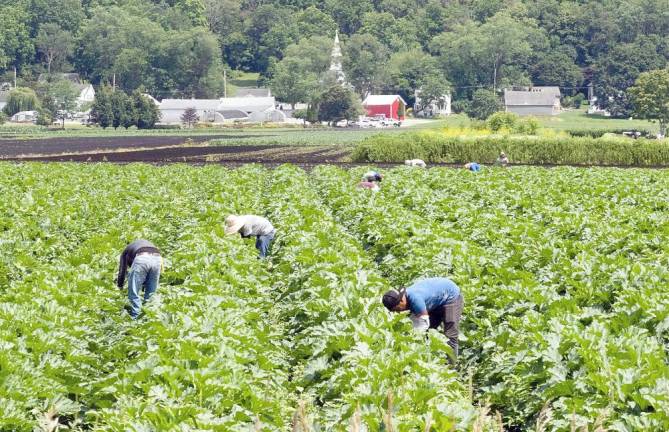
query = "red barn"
(362, 95, 407, 120)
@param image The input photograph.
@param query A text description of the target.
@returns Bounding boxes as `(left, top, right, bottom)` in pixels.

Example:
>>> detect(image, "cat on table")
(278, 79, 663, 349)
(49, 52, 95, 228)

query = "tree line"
(1, 0, 668, 118)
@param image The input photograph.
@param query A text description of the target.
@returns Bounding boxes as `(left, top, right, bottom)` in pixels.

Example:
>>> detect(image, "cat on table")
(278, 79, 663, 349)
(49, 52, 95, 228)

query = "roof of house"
(218, 109, 249, 119)
(235, 87, 271, 97)
(504, 89, 561, 106)
(160, 99, 226, 110)
(159, 97, 276, 112)
(362, 95, 407, 106)
(218, 96, 275, 112)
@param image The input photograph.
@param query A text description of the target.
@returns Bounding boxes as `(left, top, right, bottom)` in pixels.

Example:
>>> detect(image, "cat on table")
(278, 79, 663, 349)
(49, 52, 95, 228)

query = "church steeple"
(329, 30, 348, 86)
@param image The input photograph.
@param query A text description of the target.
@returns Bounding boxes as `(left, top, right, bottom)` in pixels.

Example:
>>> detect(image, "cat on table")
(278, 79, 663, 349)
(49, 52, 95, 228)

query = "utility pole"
(223, 69, 227, 98)
(14, 67, 17, 88)
(112, 73, 116, 92)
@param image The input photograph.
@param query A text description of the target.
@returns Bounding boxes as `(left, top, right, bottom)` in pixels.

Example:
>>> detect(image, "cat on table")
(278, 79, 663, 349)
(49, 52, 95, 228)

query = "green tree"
(111, 91, 133, 129)
(359, 11, 415, 52)
(180, 106, 199, 128)
(113, 48, 153, 94)
(530, 49, 583, 90)
(629, 69, 669, 137)
(204, 0, 243, 36)
(466, 89, 502, 120)
(316, 85, 362, 125)
(282, 36, 333, 75)
(173, 0, 207, 27)
(270, 57, 318, 109)
(385, 49, 440, 106)
(161, 27, 226, 97)
(343, 34, 389, 96)
(35, 23, 74, 74)
(431, 12, 539, 96)
(44, 79, 79, 129)
(76, 7, 164, 87)
(296, 6, 337, 39)
(3, 87, 40, 116)
(27, 0, 85, 33)
(0, 5, 34, 71)
(415, 74, 451, 117)
(593, 36, 669, 117)
(90, 85, 114, 129)
(131, 90, 160, 129)
(325, 0, 373, 34)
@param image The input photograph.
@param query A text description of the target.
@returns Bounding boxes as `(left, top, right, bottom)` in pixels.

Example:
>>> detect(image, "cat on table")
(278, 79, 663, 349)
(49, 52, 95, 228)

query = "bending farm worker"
(225, 214, 276, 258)
(496, 152, 509, 167)
(117, 239, 162, 319)
(405, 159, 426, 168)
(358, 170, 383, 191)
(362, 170, 383, 182)
(382, 277, 464, 359)
(464, 162, 481, 172)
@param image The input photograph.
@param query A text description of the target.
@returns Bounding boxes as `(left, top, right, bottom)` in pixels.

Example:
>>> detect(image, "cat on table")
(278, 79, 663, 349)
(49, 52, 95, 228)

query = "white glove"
(410, 314, 430, 332)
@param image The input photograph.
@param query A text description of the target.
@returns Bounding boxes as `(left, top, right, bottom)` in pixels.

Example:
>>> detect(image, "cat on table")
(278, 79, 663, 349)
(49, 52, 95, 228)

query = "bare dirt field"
(0, 134, 265, 158)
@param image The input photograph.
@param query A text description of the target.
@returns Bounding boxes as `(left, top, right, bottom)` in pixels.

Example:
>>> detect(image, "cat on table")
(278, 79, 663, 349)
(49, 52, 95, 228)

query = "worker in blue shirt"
(382, 277, 464, 359)
(464, 162, 481, 172)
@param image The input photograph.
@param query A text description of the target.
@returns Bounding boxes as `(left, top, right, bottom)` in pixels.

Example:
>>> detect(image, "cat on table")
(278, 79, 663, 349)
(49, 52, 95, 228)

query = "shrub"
(514, 116, 540, 135)
(451, 99, 471, 114)
(486, 113, 540, 135)
(35, 111, 52, 126)
(0, 111, 6, 125)
(465, 89, 503, 120)
(487, 112, 518, 132)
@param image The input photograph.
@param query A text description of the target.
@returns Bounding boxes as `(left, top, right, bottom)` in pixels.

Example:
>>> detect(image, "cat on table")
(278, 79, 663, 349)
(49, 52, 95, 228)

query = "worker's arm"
(407, 292, 429, 331)
(410, 313, 430, 331)
(116, 249, 128, 288)
(239, 224, 252, 238)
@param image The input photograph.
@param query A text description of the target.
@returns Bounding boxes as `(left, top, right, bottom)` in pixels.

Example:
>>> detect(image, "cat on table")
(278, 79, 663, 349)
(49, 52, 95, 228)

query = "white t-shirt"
(238, 215, 275, 237)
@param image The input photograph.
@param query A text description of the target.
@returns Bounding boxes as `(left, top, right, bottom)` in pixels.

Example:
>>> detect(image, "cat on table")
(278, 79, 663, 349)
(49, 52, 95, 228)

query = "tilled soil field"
(3, 141, 352, 165)
(0, 134, 265, 158)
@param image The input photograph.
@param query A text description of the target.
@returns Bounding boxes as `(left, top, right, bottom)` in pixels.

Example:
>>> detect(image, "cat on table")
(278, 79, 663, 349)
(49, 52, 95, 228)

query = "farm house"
(362, 95, 407, 120)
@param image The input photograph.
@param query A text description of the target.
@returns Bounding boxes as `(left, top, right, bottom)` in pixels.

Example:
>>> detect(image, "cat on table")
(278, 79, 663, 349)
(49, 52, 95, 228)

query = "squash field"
(1, 163, 668, 431)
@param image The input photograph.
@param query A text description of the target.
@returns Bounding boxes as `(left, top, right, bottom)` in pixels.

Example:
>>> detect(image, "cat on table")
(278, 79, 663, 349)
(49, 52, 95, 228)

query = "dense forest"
(1, 0, 668, 116)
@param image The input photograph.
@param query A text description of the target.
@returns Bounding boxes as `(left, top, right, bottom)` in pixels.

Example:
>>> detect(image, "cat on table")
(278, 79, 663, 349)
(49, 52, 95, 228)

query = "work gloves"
(410, 314, 430, 332)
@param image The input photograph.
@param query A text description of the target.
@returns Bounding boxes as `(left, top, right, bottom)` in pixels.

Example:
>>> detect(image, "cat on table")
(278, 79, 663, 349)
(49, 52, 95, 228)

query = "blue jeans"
(127, 254, 161, 319)
(255, 231, 275, 258)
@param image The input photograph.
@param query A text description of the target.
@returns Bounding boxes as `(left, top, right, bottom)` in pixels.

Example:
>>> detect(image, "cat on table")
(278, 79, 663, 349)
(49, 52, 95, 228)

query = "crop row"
(311, 165, 669, 430)
(262, 165, 484, 430)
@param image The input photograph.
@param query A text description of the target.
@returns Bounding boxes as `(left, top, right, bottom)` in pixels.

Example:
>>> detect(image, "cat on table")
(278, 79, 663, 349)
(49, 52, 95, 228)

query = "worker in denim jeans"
(382, 277, 464, 361)
(225, 214, 276, 258)
(117, 239, 162, 319)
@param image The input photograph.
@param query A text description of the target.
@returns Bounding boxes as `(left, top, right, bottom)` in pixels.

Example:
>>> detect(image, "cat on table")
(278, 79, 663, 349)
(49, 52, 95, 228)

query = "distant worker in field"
(496, 152, 509, 167)
(358, 170, 383, 191)
(405, 159, 426, 168)
(382, 277, 464, 360)
(117, 239, 162, 319)
(225, 214, 276, 258)
(464, 162, 481, 172)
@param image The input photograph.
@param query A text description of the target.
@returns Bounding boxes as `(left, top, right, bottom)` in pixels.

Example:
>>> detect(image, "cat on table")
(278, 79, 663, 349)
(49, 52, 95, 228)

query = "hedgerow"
(351, 131, 669, 166)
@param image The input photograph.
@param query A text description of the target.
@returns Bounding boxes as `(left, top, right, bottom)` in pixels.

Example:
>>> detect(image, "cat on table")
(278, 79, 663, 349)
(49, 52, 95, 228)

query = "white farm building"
(504, 86, 561, 116)
(158, 97, 285, 124)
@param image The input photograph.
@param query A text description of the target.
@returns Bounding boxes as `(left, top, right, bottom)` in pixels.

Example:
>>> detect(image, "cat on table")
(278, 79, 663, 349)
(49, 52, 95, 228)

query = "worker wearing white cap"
(225, 215, 276, 258)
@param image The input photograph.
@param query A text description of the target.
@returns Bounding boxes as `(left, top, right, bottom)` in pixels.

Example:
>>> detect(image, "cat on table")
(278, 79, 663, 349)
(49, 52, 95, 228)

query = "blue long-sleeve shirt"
(406, 277, 461, 315)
